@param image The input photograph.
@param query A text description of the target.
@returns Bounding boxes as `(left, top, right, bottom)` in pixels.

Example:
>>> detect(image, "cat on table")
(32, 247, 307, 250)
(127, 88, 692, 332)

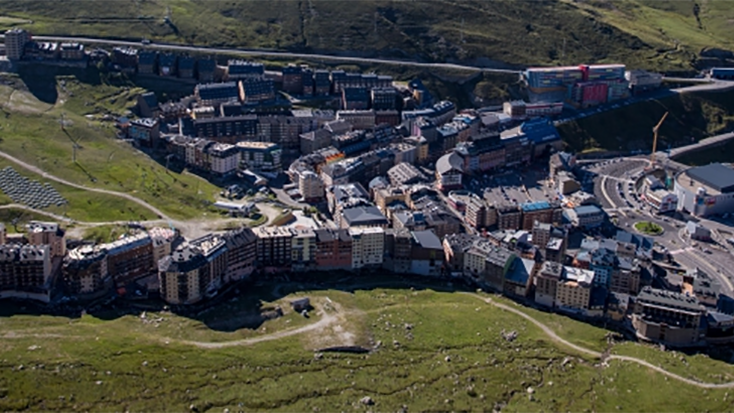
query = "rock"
(189, 404, 197, 412)
(223, 409, 230, 413)
(374, 340, 382, 349)
(360, 396, 374, 406)
(405, 323, 413, 330)
(445, 356, 452, 362)
(527, 386, 535, 394)
(95, 380, 103, 385)
(142, 361, 148, 367)
(314, 353, 323, 360)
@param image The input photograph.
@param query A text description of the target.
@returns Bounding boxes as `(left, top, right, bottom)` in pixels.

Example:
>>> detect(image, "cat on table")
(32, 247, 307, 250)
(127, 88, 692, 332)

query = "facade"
(675, 163, 734, 217)
(241, 77, 276, 102)
(535, 261, 563, 307)
(350, 227, 385, 270)
(226, 60, 264, 80)
(60, 42, 85, 60)
(521, 201, 562, 230)
(149, 227, 177, 267)
(195, 115, 258, 143)
(158, 244, 209, 305)
(435, 152, 463, 191)
(625, 70, 663, 94)
(336, 110, 376, 130)
(645, 189, 678, 213)
(297, 170, 325, 202)
(0, 244, 53, 303)
(497, 204, 522, 231)
(291, 228, 316, 271)
(237, 141, 282, 172)
(103, 232, 154, 288)
(222, 227, 257, 281)
(129, 118, 160, 147)
(555, 266, 595, 313)
(409, 230, 443, 276)
(254, 227, 294, 270)
(63, 246, 110, 298)
(314, 228, 353, 270)
(632, 287, 705, 346)
(26, 221, 66, 258)
(567, 205, 605, 228)
(208, 143, 240, 176)
(5, 29, 32, 60)
(195, 82, 243, 106)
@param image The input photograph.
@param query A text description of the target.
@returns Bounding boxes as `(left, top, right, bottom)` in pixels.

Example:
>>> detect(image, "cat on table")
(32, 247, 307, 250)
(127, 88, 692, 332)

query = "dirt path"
(179, 309, 340, 349)
(464, 293, 734, 389)
(0, 149, 170, 220)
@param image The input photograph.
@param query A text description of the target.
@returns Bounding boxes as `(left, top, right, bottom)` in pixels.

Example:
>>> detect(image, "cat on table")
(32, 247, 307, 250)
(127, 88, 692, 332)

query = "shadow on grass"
(16, 64, 104, 105)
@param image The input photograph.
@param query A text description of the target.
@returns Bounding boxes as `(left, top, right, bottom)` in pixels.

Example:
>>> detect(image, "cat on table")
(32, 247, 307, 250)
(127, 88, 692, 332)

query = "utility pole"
(561, 38, 566, 65)
(460, 18, 465, 43)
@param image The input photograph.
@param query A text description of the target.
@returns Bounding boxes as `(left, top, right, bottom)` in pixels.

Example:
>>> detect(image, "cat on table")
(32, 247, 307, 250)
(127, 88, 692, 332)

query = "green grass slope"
(0, 284, 733, 411)
(558, 90, 734, 153)
(0, 66, 219, 220)
(0, 0, 732, 71)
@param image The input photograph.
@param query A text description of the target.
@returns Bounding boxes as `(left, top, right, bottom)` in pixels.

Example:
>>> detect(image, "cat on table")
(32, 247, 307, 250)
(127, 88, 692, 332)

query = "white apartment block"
(350, 227, 385, 270)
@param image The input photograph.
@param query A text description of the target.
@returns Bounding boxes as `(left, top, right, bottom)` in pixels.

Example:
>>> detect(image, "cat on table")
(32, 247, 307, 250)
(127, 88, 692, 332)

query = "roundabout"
(634, 221, 664, 236)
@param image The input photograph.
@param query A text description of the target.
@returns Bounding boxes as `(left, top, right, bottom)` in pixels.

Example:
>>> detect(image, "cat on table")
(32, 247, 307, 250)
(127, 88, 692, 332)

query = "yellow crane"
(650, 111, 669, 167)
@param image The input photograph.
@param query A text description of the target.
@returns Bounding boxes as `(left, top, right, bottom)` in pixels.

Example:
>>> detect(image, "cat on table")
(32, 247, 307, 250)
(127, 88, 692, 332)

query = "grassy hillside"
(0, 66, 220, 221)
(1, 281, 733, 411)
(0, 0, 732, 71)
(558, 90, 734, 153)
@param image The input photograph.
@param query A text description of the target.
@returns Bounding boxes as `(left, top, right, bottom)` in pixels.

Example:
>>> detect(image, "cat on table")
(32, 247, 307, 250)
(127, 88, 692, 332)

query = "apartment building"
(0, 244, 54, 303)
(297, 170, 325, 202)
(194, 115, 258, 143)
(313, 228, 352, 270)
(208, 143, 240, 176)
(222, 227, 257, 282)
(158, 244, 210, 305)
(497, 204, 522, 231)
(291, 228, 316, 272)
(442, 233, 476, 273)
(103, 232, 154, 288)
(237, 141, 282, 172)
(190, 234, 228, 293)
(5, 28, 31, 60)
(555, 266, 595, 313)
(226, 60, 264, 80)
(336, 110, 376, 130)
(195, 82, 243, 106)
(26, 221, 66, 258)
(350, 226, 385, 270)
(521, 201, 562, 230)
(632, 287, 705, 346)
(504, 256, 536, 298)
(63, 246, 110, 298)
(149, 227, 178, 267)
(60, 42, 85, 60)
(409, 230, 444, 277)
(129, 118, 160, 147)
(384, 228, 412, 274)
(241, 77, 275, 102)
(610, 257, 641, 295)
(535, 261, 563, 308)
(254, 227, 294, 270)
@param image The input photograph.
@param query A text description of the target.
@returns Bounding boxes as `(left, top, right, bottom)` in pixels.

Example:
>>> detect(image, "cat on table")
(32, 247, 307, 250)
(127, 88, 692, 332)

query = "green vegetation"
(0, 207, 62, 233)
(558, 90, 734, 152)
(1, 0, 732, 71)
(0, 66, 220, 220)
(0, 283, 733, 411)
(0, 158, 157, 222)
(678, 139, 734, 166)
(634, 221, 664, 235)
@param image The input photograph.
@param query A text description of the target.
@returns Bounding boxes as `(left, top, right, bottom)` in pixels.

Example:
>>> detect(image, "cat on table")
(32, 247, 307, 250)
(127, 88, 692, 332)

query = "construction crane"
(650, 111, 669, 168)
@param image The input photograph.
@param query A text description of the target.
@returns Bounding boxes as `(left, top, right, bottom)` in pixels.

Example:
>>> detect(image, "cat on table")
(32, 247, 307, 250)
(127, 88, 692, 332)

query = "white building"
(645, 188, 678, 213)
(350, 227, 385, 270)
(236, 141, 283, 172)
(208, 143, 240, 176)
(675, 163, 734, 217)
(297, 170, 325, 202)
(567, 205, 605, 228)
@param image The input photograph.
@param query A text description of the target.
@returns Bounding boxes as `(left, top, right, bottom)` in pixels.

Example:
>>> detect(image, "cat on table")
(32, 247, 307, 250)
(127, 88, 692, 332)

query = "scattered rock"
(527, 386, 535, 394)
(360, 396, 374, 406)
(314, 353, 323, 360)
(142, 361, 148, 367)
(95, 380, 103, 385)
(445, 356, 452, 362)
(501, 330, 518, 342)
(27, 345, 39, 351)
(189, 404, 197, 412)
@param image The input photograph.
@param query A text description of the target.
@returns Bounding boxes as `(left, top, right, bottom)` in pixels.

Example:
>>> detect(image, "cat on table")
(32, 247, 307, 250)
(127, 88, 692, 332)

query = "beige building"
(297, 170, 325, 202)
(555, 266, 594, 312)
(149, 227, 178, 267)
(26, 221, 66, 258)
(291, 228, 316, 271)
(4, 28, 31, 60)
(535, 261, 563, 308)
(350, 227, 384, 269)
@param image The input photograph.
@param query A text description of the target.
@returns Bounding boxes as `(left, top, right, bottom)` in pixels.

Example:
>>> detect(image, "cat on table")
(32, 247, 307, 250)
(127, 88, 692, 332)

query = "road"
(667, 132, 734, 159)
(19, 34, 522, 75)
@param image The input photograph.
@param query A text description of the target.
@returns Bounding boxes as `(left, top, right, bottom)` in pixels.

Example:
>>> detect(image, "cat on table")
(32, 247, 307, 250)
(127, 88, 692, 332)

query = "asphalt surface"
(582, 157, 734, 295)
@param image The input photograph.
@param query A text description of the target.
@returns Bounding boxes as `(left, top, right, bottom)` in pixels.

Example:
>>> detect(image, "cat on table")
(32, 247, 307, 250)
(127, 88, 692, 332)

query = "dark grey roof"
(505, 257, 534, 285)
(411, 230, 442, 250)
(637, 286, 703, 312)
(342, 205, 388, 226)
(436, 152, 463, 174)
(686, 163, 734, 193)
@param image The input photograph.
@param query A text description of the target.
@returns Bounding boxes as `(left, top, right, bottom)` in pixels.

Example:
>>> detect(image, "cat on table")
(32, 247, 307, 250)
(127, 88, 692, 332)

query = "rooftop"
(637, 286, 703, 313)
(682, 163, 734, 194)
(342, 205, 388, 226)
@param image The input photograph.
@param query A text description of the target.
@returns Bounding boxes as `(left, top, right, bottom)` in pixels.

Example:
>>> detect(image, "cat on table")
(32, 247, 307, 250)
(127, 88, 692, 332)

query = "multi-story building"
(226, 60, 264, 80)
(387, 163, 426, 187)
(112, 46, 138, 73)
(137, 50, 157, 74)
(254, 227, 294, 270)
(521, 201, 562, 230)
(341, 87, 369, 110)
(291, 228, 316, 272)
(0, 244, 54, 303)
(177, 56, 196, 79)
(129, 118, 160, 147)
(103, 232, 154, 288)
(282, 65, 304, 94)
(299, 129, 332, 155)
(297, 169, 325, 202)
(632, 287, 705, 347)
(237, 141, 282, 172)
(26, 221, 66, 258)
(241, 77, 275, 102)
(371, 87, 398, 110)
(567, 205, 605, 228)
(207, 143, 240, 176)
(535, 261, 563, 308)
(382, 228, 412, 274)
(194, 115, 258, 143)
(313, 70, 331, 96)
(149, 227, 177, 267)
(466, 196, 489, 230)
(336, 110, 376, 130)
(4, 28, 31, 60)
(158, 53, 177, 76)
(435, 152, 463, 191)
(496, 204, 522, 230)
(190, 234, 228, 293)
(63, 246, 110, 298)
(555, 266, 594, 313)
(158, 244, 210, 305)
(59, 42, 85, 60)
(313, 228, 352, 271)
(222, 227, 257, 282)
(350, 226, 385, 270)
(409, 230, 444, 277)
(197, 58, 216, 82)
(442, 233, 476, 273)
(504, 256, 536, 298)
(610, 257, 641, 295)
(195, 82, 243, 106)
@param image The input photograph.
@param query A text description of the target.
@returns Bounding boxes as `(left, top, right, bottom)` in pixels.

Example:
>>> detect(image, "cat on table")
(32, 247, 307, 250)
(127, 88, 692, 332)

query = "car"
(141, 38, 152, 45)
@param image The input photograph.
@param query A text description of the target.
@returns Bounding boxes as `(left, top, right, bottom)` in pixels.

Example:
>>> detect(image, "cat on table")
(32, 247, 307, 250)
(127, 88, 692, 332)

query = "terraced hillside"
(0, 0, 732, 71)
